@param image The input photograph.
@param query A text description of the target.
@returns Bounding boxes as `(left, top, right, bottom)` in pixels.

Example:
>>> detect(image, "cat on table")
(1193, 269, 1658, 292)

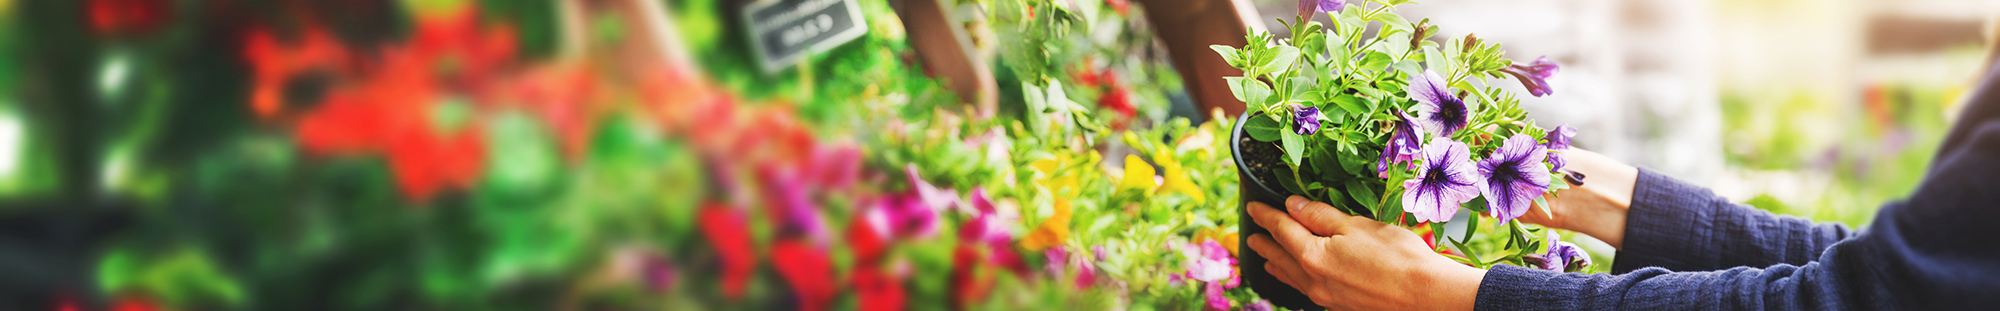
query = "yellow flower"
(1195, 227, 1241, 257)
(1116, 155, 1157, 192)
(1020, 198, 1072, 252)
(1154, 150, 1206, 204)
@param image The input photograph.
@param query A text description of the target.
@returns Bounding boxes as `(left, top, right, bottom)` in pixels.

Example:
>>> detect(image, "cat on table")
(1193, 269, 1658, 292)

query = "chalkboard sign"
(742, 0, 868, 73)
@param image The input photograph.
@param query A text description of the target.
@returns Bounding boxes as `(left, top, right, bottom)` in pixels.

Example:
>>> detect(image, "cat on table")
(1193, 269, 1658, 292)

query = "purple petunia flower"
(1401, 139, 1486, 223)
(1523, 240, 1592, 272)
(1247, 299, 1276, 311)
(1499, 55, 1560, 97)
(1410, 69, 1470, 137)
(1377, 110, 1425, 178)
(1543, 124, 1578, 171)
(1298, 0, 1345, 18)
(1479, 134, 1553, 224)
(1292, 104, 1323, 135)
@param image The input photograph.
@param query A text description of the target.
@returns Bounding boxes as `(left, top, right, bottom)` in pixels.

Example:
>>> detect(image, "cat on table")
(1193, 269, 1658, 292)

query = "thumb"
(1285, 195, 1355, 236)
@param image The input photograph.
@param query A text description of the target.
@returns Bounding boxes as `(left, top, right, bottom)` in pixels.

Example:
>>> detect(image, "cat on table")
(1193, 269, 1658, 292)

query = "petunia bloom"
(1402, 139, 1486, 223)
(1247, 299, 1276, 311)
(1292, 104, 1323, 135)
(772, 240, 836, 311)
(1377, 110, 1424, 178)
(1298, 0, 1346, 18)
(1410, 69, 1471, 137)
(1523, 240, 1592, 272)
(758, 165, 832, 243)
(1183, 240, 1235, 283)
(1205, 281, 1233, 311)
(1543, 124, 1578, 171)
(853, 266, 906, 311)
(1479, 134, 1553, 224)
(698, 204, 756, 299)
(1499, 55, 1560, 97)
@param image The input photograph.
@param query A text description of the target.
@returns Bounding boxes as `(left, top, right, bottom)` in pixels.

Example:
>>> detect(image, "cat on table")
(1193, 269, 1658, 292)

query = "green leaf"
(1374, 190, 1405, 222)
(1462, 210, 1481, 240)
(1345, 180, 1379, 212)
(1272, 168, 1306, 196)
(1022, 82, 1049, 134)
(1212, 45, 1245, 68)
(1422, 45, 1448, 74)
(1286, 77, 1318, 103)
(1383, 33, 1412, 59)
(1244, 116, 1283, 142)
(1393, 59, 1422, 76)
(1463, 196, 1489, 213)
(1261, 45, 1302, 77)
(1225, 76, 1273, 108)
(1281, 129, 1305, 165)
(1360, 51, 1394, 72)
(1330, 94, 1369, 116)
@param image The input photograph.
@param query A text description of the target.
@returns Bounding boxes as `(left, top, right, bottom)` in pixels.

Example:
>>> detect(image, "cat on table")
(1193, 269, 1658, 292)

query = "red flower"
(950, 245, 995, 310)
(1099, 87, 1135, 118)
(852, 266, 907, 311)
(699, 204, 757, 299)
(88, 0, 168, 36)
(243, 27, 348, 119)
(849, 204, 891, 263)
(771, 239, 836, 311)
(111, 296, 161, 311)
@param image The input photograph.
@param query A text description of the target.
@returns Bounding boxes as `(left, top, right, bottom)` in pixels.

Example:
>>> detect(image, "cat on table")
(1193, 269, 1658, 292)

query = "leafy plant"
(1214, 0, 1588, 270)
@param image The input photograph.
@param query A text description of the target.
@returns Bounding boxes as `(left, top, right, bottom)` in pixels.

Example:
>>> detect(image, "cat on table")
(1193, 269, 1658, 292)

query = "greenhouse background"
(0, 0, 1992, 310)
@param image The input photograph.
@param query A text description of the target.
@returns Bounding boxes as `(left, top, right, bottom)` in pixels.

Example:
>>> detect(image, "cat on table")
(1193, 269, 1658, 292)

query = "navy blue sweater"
(1473, 66, 2000, 309)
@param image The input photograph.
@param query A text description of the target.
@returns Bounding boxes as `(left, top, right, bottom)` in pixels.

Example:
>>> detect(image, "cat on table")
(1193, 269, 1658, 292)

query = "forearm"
(1541, 149, 1636, 249)
(1612, 169, 1853, 272)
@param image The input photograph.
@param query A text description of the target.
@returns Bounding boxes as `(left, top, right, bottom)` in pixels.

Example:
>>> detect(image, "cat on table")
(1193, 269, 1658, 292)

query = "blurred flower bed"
(3, 0, 1296, 310)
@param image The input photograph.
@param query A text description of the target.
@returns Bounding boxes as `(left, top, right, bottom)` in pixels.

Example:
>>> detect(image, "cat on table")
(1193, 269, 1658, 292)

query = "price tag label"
(742, 0, 868, 73)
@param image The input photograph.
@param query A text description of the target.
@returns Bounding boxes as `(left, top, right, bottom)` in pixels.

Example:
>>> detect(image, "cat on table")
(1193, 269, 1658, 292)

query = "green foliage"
(1212, 0, 1573, 268)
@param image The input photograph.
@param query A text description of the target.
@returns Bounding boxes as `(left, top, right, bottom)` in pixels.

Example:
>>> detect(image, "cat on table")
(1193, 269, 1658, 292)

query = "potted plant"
(1218, 1, 1591, 309)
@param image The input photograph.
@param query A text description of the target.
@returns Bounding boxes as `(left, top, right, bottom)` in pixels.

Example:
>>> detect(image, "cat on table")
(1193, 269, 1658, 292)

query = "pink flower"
(1205, 281, 1232, 311)
(1184, 240, 1235, 283)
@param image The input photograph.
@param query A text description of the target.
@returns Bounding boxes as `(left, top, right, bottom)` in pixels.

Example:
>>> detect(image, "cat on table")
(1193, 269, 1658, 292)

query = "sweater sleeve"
(1471, 118, 2000, 310)
(1608, 168, 1855, 274)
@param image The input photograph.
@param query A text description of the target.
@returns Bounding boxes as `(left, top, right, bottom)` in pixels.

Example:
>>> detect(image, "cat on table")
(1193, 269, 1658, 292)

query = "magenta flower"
(1410, 69, 1470, 137)
(1401, 139, 1486, 223)
(757, 165, 831, 244)
(1205, 281, 1232, 311)
(958, 188, 1014, 247)
(906, 164, 961, 211)
(1298, 0, 1345, 18)
(1292, 104, 1323, 135)
(1479, 134, 1552, 224)
(1499, 55, 1560, 97)
(1523, 240, 1592, 272)
(1543, 124, 1578, 171)
(1183, 240, 1235, 283)
(1376, 110, 1424, 178)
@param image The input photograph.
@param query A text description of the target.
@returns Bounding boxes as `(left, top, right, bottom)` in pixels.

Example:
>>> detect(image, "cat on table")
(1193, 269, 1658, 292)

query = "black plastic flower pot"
(1231, 112, 1324, 311)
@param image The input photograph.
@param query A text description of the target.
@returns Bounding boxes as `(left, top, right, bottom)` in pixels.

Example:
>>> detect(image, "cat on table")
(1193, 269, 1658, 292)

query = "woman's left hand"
(1247, 195, 1487, 311)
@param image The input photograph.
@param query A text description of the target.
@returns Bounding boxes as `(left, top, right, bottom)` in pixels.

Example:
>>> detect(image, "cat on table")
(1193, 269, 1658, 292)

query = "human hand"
(1513, 148, 1637, 249)
(1247, 196, 1486, 311)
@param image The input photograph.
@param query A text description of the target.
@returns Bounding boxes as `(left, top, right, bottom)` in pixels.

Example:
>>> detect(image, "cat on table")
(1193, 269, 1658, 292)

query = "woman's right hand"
(1514, 148, 1639, 249)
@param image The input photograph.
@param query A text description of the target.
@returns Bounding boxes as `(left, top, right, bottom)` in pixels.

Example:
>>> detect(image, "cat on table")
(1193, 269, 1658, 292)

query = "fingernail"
(1285, 196, 1306, 213)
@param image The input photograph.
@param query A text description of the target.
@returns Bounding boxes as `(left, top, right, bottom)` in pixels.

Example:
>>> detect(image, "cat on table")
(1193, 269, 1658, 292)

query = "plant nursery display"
(0, 0, 1615, 310)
